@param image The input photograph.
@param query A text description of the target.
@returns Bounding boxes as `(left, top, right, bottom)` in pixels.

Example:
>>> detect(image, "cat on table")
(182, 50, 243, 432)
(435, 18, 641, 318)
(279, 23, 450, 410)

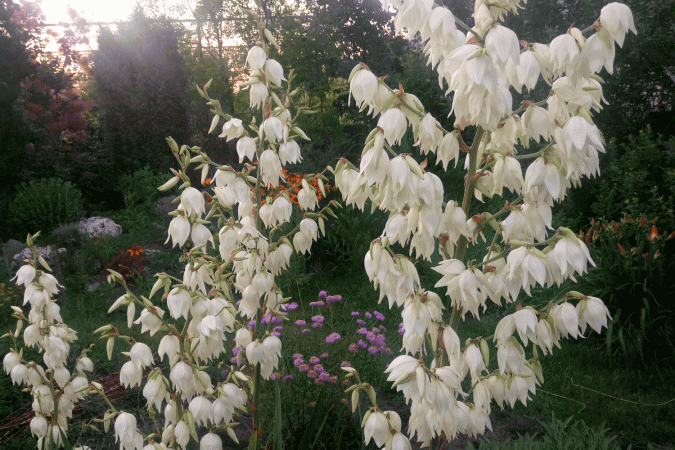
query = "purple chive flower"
(271, 316, 283, 324)
(368, 346, 379, 355)
(319, 290, 328, 298)
(286, 302, 299, 311)
(271, 331, 280, 337)
(309, 356, 320, 364)
(326, 296, 336, 304)
(351, 311, 359, 316)
(379, 325, 387, 333)
(261, 315, 271, 324)
(348, 343, 359, 353)
(329, 376, 338, 384)
(283, 375, 293, 382)
(356, 327, 368, 335)
(302, 328, 311, 334)
(340, 361, 352, 368)
(271, 373, 279, 380)
(299, 364, 310, 372)
(311, 315, 325, 323)
(248, 320, 256, 329)
(295, 320, 306, 327)
(321, 353, 329, 359)
(314, 364, 325, 373)
(307, 370, 317, 379)
(294, 359, 304, 367)
(232, 346, 242, 356)
(235, 300, 241, 306)
(398, 323, 405, 336)
(312, 323, 323, 329)
(318, 372, 331, 382)
(273, 326, 283, 333)
(356, 319, 366, 326)
(293, 353, 303, 360)
(357, 339, 367, 349)
(325, 332, 341, 344)
(334, 295, 342, 302)
(365, 312, 373, 319)
(374, 311, 385, 321)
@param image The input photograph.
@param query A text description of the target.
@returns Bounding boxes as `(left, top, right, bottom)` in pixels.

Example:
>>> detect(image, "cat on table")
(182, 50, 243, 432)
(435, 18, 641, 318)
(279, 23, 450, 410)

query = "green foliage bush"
(308, 201, 386, 275)
(8, 177, 83, 238)
(581, 215, 675, 363)
(467, 415, 620, 450)
(591, 129, 675, 231)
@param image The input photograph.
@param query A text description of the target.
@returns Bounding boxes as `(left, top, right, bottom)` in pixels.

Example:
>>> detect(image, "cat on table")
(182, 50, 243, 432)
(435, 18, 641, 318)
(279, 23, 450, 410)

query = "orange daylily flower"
(126, 244, 144, 256)
(617, 244, 625, 255)
(650, 225, 659, 240)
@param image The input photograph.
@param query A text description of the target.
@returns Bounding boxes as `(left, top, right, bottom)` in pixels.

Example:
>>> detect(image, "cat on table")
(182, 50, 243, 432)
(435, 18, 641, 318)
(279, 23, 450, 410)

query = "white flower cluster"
(104, 19, 330, 450)
(341, 0, 635, 448)
(5, 257, 92, 448)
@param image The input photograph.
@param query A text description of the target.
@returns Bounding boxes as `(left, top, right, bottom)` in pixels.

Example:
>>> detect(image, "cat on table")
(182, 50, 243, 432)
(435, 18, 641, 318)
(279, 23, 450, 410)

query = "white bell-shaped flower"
(577, 296, 611, 334)
(236, 136, 256, 163)
(349, 69, 378, 109)
(200, 433, 223, 450)
(249, 80, 269, 109)
(264, 58, 286, 86)
(114, 412, 143, 450)
(259, 149, 284, 188)
(181, 188, 205, 217)
(246, 46, 266, 71)
(279, 140, 301, 165)
(600, 2, 637, 48)
(218, 118, 244, 141)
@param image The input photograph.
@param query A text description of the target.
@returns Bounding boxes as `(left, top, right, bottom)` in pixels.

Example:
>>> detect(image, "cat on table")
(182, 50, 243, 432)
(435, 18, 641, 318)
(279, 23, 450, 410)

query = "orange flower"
(203, 177, 212, 186)
(639, 217, 648, 226)
(649, 225, 659, 241)
(126, 244, 144, 256)
(612, 221, 620, 233)
(617, 243, 625, 255)
(643, 252, 650, 261)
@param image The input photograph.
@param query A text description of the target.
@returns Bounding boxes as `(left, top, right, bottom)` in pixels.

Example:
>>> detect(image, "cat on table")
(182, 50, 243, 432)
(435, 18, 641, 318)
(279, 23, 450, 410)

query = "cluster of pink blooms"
(292, 353, 339, 385)
(350, 310, 392, 355)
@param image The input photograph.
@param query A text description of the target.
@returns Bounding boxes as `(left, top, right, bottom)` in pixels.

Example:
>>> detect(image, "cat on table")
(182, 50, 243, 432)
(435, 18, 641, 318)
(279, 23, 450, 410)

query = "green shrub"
(8, 177, 84, 238)
(467, 414, 620, 450)
(580, 215, 675, 363)
(308, 201, 386, 275)
(119, 166, 168, 209)
(591, 128, 675, 232)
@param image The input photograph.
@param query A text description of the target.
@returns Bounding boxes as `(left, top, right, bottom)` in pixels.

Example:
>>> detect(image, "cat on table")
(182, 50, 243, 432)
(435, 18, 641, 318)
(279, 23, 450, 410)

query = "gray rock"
(12, 245, 67, 272)
(78, 217, 123, 239)
(154, 195, 177, 217)
(3, 239, 27, 277)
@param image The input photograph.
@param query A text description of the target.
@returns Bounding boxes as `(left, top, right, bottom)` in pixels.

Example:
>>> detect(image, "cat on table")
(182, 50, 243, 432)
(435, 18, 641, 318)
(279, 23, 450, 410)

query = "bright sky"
(38, 0, 192, 52)
(40, 0, 138, 24)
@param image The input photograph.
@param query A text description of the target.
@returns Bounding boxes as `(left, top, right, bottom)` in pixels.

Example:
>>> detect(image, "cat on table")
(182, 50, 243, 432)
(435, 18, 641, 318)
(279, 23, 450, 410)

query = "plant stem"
(253, 362, 262, 450)
(448, 126, 485, 331)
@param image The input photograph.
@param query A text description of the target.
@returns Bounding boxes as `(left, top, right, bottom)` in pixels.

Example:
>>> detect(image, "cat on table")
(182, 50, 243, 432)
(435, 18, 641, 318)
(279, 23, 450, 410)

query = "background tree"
(0, 0, 36, 195)
(93, 8, 191, 202)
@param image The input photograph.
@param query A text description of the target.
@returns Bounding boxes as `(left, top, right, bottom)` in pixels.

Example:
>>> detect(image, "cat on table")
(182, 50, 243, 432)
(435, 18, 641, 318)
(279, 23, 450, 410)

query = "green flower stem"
(253, 362, 262, 450)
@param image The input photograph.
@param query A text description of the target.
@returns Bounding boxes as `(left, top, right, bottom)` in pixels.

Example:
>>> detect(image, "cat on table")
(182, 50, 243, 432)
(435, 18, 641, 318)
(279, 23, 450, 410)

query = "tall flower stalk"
(338, 1, 636, 449)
